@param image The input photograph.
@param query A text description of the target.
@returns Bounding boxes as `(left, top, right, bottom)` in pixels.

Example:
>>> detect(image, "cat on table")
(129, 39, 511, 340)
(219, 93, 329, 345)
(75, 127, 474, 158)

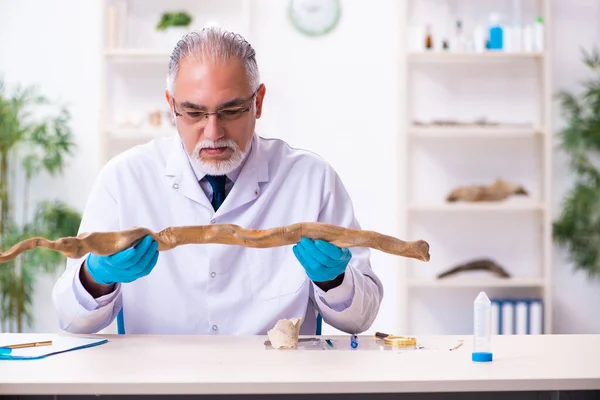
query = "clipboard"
(0, 334, 108, 360)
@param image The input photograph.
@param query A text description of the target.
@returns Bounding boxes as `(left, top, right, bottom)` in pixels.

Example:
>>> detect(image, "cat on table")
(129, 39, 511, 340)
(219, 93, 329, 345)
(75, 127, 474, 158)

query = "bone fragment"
(446, 178, 528, 202)
(437, 258, 511, 279)
(267, 317, 303, 349)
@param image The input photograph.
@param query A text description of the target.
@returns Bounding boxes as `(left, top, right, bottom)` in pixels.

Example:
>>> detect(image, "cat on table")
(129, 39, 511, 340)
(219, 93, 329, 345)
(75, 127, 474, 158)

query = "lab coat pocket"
(247, 247, 308, 301)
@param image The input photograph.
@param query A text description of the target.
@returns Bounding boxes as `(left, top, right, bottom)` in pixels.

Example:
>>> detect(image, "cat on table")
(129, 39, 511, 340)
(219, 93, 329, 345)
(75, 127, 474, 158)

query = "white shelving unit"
(398, 0, 553, 335)
(99, 0, 252, 166)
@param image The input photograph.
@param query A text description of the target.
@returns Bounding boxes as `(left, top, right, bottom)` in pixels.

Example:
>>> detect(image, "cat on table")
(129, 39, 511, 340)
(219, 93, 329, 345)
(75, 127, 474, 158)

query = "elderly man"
(52, 27, 383, 336)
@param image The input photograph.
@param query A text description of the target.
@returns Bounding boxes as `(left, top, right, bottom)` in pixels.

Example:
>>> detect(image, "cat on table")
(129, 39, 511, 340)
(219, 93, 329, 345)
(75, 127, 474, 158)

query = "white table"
(0, 333, 599, 399)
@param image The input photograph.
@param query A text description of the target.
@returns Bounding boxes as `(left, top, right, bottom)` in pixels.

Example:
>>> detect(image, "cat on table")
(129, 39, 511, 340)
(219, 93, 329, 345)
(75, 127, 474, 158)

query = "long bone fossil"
(0, 223, 430, 264)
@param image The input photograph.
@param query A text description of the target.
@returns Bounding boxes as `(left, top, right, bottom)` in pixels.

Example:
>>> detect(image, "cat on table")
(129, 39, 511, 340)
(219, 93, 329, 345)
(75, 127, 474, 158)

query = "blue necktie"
(205, 175, 227, 211)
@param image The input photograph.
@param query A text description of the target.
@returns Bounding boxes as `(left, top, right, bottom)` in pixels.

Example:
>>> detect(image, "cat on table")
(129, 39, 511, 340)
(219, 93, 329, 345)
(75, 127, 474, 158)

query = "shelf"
(408, 51, 545, 63)
(408, 202, 544, 212)
(409, 125, 544, 138)
(104, 49, 171, 62)
(407, 277, 545, 288)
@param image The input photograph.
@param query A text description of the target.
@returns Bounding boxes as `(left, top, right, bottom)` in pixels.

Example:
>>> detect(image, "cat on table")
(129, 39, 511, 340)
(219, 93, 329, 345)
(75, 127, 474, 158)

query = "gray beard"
(190, 139, 247, 176)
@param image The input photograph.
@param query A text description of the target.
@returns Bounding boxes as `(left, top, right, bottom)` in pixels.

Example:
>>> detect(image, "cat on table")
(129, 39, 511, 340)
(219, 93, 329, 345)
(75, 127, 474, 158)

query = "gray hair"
(166, 27, 260, 96)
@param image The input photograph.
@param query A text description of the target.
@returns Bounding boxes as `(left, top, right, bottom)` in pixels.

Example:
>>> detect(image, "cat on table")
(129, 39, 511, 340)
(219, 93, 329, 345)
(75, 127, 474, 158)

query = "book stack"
(490, 298, 544, 335)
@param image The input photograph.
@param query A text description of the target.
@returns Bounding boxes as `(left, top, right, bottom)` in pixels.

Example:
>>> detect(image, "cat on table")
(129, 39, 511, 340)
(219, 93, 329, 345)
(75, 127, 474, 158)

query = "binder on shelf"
(501, 301, 514, 335)
(490, 298, 543, 335)
(515, 300, 528, 334)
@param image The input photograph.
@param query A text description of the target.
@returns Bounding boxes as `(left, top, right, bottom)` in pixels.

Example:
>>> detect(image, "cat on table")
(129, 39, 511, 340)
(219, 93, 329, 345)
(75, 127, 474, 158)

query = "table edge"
(2, 378, 600, 395)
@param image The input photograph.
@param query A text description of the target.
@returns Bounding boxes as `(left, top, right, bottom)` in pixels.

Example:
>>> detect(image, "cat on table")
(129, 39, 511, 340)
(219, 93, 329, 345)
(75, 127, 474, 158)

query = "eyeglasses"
(172, 89, 258, 124)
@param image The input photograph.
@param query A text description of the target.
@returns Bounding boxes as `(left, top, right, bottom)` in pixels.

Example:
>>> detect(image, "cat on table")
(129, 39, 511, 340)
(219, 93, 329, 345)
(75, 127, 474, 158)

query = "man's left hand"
(293, 237, 352, 289)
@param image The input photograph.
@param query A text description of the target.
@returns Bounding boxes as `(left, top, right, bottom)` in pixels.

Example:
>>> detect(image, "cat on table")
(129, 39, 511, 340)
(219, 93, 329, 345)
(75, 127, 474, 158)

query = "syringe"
(472, 291, 493, 362)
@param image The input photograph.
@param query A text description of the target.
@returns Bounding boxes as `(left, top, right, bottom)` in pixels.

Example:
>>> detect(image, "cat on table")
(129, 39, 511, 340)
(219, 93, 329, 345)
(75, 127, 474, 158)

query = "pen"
(350, 334, 358, 349)
(3, 340, 53, 349)
(0, 340, 53, 355)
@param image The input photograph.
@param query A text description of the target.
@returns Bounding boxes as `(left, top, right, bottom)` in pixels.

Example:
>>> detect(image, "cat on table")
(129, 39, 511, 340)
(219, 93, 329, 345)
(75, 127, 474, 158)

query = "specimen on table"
(446, 178, 528, 202)
(437, 258, 511, 279)
(267, 317, 303, 349)
(0, 222, 431, 264)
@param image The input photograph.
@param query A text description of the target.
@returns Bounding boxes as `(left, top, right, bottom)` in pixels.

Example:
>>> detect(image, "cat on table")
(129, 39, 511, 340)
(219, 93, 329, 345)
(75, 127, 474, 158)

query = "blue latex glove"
(292, 237, 352, 282)
(86, 235, 159, 285)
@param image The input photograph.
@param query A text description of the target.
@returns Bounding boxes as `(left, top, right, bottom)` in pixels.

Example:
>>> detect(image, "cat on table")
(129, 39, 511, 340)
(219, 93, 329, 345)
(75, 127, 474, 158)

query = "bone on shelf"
(0, 222, 430, 263)
(446, 178, 528, 202)
(437, 258, 511, 279)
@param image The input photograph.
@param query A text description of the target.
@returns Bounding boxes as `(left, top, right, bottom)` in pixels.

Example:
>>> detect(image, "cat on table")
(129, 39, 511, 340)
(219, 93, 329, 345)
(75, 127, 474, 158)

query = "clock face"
(288, 0, 341, 36)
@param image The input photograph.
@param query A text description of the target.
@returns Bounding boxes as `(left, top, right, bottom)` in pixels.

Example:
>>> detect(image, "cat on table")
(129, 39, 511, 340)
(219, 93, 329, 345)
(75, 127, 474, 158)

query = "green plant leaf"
(0, 78, 81, 331)
(553, 46, 600, 280)
(156, 11, 193, 31)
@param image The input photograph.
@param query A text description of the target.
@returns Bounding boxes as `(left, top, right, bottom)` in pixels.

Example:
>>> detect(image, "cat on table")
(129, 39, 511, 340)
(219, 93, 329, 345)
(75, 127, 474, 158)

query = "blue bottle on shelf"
(488, 13, 503, 50)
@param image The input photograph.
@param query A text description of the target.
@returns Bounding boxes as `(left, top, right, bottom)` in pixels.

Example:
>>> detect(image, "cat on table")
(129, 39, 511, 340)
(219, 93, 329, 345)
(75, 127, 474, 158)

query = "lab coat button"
(254, 188, 259, 196)
(210, 272, 216, 278)
(172, 183, 179, 190)
(212, 325, 218, 331)
(210, 219, 216, 224)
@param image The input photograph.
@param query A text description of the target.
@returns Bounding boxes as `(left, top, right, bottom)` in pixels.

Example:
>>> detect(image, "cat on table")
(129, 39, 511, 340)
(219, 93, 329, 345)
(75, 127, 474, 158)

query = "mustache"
(196, 139, 237, 150)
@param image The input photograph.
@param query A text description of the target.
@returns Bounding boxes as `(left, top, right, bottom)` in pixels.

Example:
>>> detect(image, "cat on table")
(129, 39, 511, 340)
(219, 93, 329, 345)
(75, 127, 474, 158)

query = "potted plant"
(0, 78, 82, 332)
(155, 11, 193, 50)
(553, 47, 600, 279)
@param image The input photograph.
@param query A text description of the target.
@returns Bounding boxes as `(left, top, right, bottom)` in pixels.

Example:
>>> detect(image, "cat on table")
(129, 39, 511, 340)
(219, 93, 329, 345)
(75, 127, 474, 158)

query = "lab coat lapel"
(164, 136, 215, 212)
(216, 134, 269, 217)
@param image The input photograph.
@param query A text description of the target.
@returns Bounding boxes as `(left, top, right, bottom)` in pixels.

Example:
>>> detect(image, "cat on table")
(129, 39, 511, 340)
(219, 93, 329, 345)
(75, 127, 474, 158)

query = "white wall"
(0, 0, 598, 335)
(250, 0, 402, 335)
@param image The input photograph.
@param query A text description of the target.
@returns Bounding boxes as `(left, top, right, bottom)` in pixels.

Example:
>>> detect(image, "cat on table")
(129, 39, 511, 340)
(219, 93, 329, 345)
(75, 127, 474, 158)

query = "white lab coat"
(52, 132, 384, 335)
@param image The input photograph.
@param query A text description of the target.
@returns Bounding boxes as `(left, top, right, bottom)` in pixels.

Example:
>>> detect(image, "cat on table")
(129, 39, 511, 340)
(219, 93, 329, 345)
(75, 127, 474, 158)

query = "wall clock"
(288, 0, 341, 37)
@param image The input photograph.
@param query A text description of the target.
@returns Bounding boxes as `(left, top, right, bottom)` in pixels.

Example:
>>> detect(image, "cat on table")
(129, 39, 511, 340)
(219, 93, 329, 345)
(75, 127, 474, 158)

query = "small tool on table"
(450, 341, 464, 351)
(374, 332, 417, 347)
(350, 334, 358, 349)
(0, 340, 53, 355)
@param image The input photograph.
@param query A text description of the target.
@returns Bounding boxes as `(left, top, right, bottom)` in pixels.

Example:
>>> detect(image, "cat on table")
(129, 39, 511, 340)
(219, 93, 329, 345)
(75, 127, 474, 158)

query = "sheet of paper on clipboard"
(0, 334, 108, 360)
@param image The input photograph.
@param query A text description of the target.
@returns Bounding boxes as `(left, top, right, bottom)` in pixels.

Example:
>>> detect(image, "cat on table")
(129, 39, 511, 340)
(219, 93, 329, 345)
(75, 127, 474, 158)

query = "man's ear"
(165, 89, 175, 123)
(255, 84, 266, 119)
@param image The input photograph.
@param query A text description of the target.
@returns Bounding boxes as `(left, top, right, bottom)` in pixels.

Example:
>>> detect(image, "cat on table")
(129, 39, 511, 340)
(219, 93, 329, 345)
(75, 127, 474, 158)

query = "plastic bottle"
(511, 0, 523, 52)
(425, 24, 433, 50)
(473, 24, 485, 52)
(488, 13, 503, 50)
(412, 25, 425, 51)
(472, 291, 493, 362)
(534, 16, 544, 51)
(523, 24, 533, 52)
(503, 25, 513, 52)
(452, 20, 465, 52)
(512, 24, 523, 52)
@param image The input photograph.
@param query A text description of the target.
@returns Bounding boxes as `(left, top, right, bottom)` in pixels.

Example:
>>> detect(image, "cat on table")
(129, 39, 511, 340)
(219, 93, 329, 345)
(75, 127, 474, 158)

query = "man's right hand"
(85, 235, 159, 287)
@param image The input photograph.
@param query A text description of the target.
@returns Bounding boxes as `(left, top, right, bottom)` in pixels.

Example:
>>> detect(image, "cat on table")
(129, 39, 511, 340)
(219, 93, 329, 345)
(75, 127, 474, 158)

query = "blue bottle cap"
(472, 352, 493, 362)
